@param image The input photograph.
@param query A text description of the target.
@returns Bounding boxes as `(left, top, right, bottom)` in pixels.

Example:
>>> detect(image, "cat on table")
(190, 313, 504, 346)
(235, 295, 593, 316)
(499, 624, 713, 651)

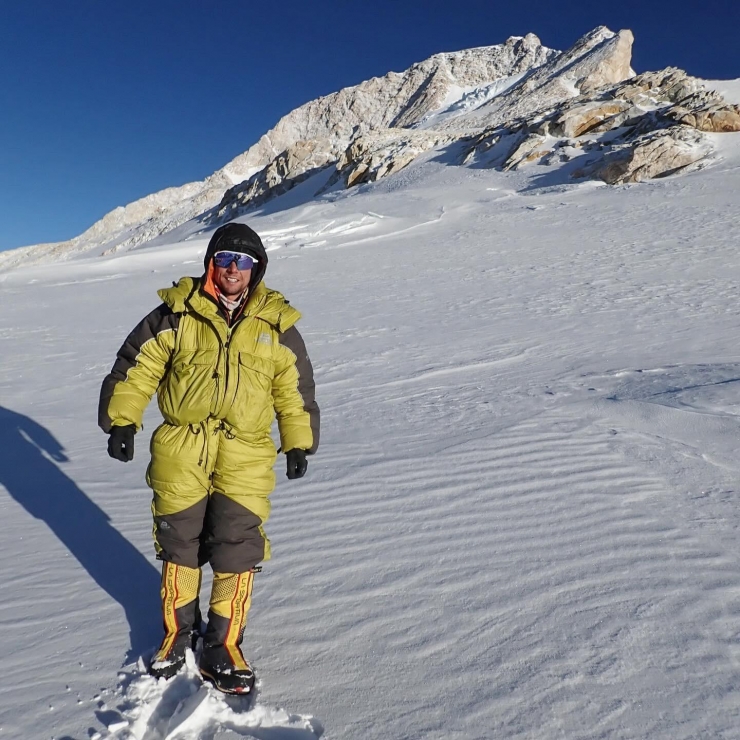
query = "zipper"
(222, 327, 232, 417)
(220, 318, 253, 417)
(183, 293, 237, 418)
(212, 366, 221, 412)
(188, 303, 250, 419)
(197, 314, 228, 416)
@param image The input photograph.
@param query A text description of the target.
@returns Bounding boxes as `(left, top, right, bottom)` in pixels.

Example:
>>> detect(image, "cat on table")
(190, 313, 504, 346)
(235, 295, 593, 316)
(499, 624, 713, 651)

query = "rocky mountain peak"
(3, 26, 738, 270)
(220, 34, 558, 179)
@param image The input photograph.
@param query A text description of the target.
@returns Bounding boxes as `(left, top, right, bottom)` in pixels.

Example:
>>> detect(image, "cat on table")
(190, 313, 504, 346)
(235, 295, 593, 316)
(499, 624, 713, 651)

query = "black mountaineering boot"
(149, 562, 202, 680)
(199, 571, 256, 694)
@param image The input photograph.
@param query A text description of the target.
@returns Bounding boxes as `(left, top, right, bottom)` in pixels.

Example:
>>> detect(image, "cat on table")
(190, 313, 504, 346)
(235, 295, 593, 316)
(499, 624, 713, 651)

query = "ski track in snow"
(1, 120, 740, 739)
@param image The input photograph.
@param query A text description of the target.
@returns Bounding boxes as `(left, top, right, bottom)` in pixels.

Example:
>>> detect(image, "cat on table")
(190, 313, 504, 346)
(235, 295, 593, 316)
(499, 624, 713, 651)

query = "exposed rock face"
(443, 27, 635, 134)
(576, 127, 709, 184)
(667, 95, 740, 132)
(214, 27, 639, 211)
(551, 100, 635, 138)
(215, 140, 336, 221)
(500, 134, 553, 171)
(459, 64, 731, 182)
(616, 67, 705, 105)
(577, 28, 635, 92)
(321, 129, 457, 190)
(217, 34, 557, 184)
(5, 26, 739, 269)
(211, 36, 558, 214)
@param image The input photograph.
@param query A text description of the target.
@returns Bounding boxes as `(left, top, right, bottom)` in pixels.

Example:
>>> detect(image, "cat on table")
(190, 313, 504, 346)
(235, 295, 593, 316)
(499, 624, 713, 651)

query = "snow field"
(1, 123, 740, 738)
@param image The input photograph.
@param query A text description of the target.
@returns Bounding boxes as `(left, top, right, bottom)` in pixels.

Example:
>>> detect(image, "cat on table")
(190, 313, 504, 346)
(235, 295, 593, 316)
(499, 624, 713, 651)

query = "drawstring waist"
(189, 421, 209, 468)
(217, 421, 236, 440)
(189, 419, 237, 469)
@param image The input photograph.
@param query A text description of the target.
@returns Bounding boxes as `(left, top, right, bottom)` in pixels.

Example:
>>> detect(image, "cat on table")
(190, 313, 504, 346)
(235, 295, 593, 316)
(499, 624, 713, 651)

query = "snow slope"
(708, 78, 740, 104)
(1, 108, 740, 739)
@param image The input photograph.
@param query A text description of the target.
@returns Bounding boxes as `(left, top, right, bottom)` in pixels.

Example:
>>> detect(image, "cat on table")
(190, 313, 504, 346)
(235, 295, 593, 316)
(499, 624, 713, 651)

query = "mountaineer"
(99, 222, 319, 693)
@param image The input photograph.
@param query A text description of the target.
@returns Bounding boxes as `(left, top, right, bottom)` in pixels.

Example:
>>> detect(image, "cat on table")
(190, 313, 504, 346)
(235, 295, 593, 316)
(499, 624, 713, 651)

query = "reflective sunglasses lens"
(213, 251, 254, 269)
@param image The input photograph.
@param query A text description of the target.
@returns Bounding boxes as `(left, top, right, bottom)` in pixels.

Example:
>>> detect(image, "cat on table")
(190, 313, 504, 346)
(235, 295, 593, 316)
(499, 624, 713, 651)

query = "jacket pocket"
(158, 350, 218, 424)
(226, 351, 275, 432)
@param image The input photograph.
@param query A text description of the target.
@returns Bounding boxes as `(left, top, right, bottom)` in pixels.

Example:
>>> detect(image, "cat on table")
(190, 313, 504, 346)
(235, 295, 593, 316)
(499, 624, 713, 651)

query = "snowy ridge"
(225, 34, 556, 166)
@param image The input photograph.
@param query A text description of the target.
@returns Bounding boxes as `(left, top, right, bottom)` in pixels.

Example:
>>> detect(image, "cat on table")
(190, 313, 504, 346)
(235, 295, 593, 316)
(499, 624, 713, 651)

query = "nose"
(226, 260, 239, 273)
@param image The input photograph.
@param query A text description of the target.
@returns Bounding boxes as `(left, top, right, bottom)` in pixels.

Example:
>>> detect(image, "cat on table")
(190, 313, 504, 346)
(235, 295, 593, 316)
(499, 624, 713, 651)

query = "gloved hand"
(286, 448, 308, 479)
(107, 424, 136, 462)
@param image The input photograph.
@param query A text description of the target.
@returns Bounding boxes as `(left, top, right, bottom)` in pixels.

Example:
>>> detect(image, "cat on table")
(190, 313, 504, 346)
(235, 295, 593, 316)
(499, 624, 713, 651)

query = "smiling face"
(213, 259, 252, 298)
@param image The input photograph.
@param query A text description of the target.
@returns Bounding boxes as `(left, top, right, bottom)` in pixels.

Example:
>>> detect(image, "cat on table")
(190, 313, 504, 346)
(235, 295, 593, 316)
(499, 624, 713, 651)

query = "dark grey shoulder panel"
(279, 325, 320, 454)
(98, 304, 179, 432)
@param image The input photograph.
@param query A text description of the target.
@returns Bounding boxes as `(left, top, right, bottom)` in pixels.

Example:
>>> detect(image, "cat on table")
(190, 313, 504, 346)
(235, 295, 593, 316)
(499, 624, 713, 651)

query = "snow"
(2, 111, 740, 739)
(706, 78, 740, 105)
(415, 72, 529, 129)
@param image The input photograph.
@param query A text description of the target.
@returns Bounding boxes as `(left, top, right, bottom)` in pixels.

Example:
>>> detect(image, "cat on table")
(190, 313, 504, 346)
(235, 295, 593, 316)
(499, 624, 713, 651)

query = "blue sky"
(1, 0, 738, 252)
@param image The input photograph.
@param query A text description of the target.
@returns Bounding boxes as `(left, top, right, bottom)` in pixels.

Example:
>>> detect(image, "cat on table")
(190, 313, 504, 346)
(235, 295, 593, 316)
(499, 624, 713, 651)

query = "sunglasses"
(212, 251, 258, 270)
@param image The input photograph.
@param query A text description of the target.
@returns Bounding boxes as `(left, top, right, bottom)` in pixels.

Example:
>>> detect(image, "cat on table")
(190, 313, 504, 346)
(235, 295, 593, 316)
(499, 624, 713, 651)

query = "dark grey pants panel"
(154, 497, 209, 568)
(200, 492, 265, 573)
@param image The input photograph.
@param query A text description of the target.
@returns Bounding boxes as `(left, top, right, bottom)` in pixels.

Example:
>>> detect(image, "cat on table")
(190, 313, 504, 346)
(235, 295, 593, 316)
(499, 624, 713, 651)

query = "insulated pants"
(146, 419, 277, 572)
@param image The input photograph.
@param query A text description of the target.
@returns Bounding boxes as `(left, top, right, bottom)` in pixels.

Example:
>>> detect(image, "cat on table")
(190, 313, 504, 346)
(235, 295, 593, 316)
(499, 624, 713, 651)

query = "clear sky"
(2, 0, 738, 252)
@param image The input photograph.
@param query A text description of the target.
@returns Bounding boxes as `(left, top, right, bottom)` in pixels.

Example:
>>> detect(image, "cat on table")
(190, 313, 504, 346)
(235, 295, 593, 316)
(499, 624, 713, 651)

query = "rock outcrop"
(323, 129, 457, 190)
(576, 126, 709, 184)
(439, 27, 635, 134)
(228, 33, 556, 170)
(551, 100, 636, 138)
(460, 64, 731, 182)
(215, 139, 336, 221)
(213, 27, 639, 212)
(667, 95, 740, 132)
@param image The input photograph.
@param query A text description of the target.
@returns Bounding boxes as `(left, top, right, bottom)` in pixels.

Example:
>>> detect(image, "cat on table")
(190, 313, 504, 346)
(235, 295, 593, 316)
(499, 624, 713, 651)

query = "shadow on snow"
(0, 405, 160, 660)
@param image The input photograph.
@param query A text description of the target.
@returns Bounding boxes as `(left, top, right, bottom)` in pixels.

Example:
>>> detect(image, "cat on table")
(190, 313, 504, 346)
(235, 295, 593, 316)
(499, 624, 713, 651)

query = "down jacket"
(99, 276, 319, 455)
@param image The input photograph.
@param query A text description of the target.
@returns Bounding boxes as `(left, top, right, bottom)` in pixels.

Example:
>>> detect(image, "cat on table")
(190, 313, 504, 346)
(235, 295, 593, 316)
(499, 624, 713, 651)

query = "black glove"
(286, 448, 308, 479)
(107, 424, 136, 462)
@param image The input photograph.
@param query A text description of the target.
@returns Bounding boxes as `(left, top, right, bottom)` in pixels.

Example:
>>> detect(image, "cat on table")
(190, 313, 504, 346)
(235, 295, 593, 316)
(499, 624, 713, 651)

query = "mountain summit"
(3, 26, 738, 269)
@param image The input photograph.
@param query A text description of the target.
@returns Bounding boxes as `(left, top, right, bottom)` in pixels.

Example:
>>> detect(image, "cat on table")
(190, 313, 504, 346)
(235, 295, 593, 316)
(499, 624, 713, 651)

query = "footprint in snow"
(92, 652, 323, 740)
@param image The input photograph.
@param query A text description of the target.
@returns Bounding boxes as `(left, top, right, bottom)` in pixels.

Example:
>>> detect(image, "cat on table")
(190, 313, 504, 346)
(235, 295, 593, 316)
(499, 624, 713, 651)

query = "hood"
(203, 222, 268, 291)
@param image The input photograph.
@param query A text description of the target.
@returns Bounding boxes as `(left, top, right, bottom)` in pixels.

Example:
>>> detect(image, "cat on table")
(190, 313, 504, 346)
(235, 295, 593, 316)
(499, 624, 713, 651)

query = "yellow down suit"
(99, 276, 319, 574)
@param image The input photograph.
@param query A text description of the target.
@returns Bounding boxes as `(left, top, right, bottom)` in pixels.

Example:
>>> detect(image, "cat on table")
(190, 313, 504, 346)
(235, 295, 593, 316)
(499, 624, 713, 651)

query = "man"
(99, 222, 319, 694)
